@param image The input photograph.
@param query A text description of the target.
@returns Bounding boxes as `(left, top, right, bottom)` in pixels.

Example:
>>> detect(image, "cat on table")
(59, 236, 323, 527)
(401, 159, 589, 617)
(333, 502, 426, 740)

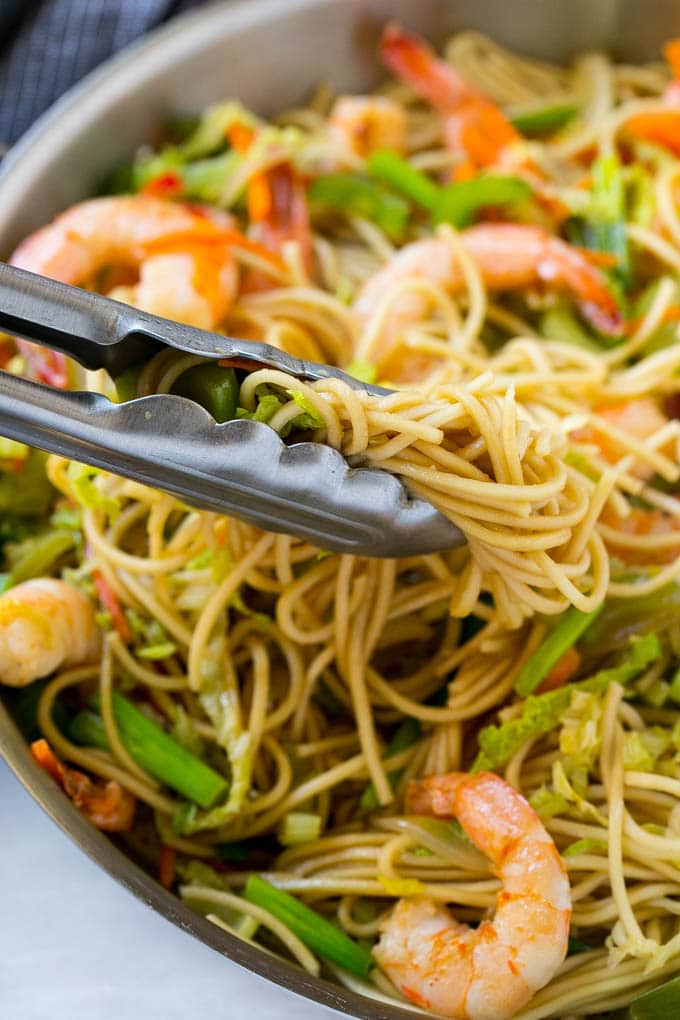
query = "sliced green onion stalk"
(366, 150, 441, 212)
(70, 693, 229, 808)
(243, 875, 373, 978)
(361, 717, 422, 810)
(309, 174, 410, 240)
(171, 364, 239, 424)
(277, 812, 322, 846)
(434, 175, 531, 228)
(515, 605, 603, 698)
(510, 102, 578, 137)
(613, 974, 680, 1019)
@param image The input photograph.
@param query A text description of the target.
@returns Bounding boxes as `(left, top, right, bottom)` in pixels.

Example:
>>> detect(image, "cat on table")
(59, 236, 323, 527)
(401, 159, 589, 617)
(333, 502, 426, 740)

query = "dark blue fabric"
(0, 0, 207, 150)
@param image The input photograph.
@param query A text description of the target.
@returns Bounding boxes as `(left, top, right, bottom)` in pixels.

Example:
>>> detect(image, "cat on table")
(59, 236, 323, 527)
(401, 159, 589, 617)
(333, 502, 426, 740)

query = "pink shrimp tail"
(380, 22, 470, 111)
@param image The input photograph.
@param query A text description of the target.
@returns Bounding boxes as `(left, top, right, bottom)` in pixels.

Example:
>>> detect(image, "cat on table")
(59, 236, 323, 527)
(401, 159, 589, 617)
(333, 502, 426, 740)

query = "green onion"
(171, 364, 239, 424)
(277, 812, 322, 846)
(615, 974, 680, 1018)
(434, 175, 531, 228)
(515, 605, 603, 698)
(71, 693, 229, 808)
(243, 875, 373, 978)
(510, 102, 578, 136)
(308, 174, 410, 240)
(4, 529, 76, 589)
(361, 717, 421, 810)
(367, 150, 441, 212)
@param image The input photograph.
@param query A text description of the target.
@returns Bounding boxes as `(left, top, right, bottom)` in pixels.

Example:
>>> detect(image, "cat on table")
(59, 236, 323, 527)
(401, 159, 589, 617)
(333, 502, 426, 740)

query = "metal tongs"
(0, 263, 463, 556)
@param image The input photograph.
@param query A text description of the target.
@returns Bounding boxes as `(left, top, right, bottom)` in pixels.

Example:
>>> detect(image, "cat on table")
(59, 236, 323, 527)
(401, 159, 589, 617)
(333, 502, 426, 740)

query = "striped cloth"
(0, 0, 207, 151)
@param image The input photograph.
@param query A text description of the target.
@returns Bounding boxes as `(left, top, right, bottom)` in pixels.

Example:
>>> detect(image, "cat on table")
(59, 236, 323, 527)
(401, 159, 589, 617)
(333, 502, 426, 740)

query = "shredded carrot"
(31, 738, 65, 783)
(626, 110, 680, 156)
(141, 171, 184, 199)
(227, 122, 255, 153)
(452, 160, 478, 182)
(665, 38, 680, 80)
(536, 646, 582, 694)
(158, 845, 177, 889)
(226, 122, 273, 223)
(93, 570, 132, 644)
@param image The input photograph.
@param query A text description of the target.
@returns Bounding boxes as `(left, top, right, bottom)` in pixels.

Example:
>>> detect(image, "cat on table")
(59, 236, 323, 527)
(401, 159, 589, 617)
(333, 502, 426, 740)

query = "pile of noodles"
(19, 29, 680, 1020)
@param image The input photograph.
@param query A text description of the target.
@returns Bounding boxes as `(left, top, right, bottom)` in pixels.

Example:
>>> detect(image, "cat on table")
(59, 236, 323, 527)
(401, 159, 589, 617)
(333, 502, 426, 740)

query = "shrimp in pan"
(374, 771, 571, 1020)
(0, 578, 101, 687)
(10, 195, 238, 331)
(329, 95, 408, 158)
(353, 224, 625, 343)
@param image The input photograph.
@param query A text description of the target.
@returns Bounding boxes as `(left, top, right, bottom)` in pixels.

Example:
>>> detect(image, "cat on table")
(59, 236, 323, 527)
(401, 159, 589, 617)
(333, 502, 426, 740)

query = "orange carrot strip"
(626, 110, 680, 156)
(665, 39, 680, 80)
(141, 171, 184, 199)
(536, 646, 581, 694)
(158, 845, 177, 889)
(93, 571, 131, 644)
(31, 738, 66, 783)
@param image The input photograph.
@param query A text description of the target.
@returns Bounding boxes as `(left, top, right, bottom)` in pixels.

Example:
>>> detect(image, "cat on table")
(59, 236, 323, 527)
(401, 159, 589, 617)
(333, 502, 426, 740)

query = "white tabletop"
(1, 759, 339, 1020)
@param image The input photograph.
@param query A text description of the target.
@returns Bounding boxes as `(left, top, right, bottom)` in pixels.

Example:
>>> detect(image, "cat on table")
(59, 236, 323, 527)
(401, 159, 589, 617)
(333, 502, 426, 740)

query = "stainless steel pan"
(1, 1, 679, 1015)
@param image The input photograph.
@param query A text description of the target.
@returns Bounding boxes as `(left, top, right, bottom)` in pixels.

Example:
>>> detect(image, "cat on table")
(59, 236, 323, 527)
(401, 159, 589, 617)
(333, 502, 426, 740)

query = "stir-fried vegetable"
(367, 149, 531, 227)
(615, 974, 680, 1018)
(171, 363, 239, 423)
(0, 529, 76, 593)
(475, 633, 662, 771)
(309, 174, 410, 240)
(70, 693, 229, 809)
(509, 102, 579, 137)
(367, 150, 441, 211)
(243, 875, 373, 977)
(434, 175, 531, 228)
(515, 606, 603, 697)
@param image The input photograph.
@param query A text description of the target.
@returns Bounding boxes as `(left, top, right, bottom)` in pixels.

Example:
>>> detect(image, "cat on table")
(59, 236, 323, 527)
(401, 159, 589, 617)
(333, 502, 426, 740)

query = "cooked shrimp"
(0, 578, 101, 687)
(381, 23, 520, 171)
(354, 224, 625, 340)
(575, 397, 670, 480)
(10, 195, 238, 330)
(329, 95, 407, 157)
(32, 738, 136, 832)
(375, 771, 571, 1020)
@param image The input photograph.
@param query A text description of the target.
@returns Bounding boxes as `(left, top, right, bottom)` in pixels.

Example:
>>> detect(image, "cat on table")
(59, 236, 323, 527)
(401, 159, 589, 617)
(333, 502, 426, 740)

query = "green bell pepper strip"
(367, 150, 441, 211)
(71, 693, 229, 808)
(171, 363, 239, 424)
(308, 174, 410, 240)
(434, 175, 532, 228)
(244, 875, 373, 978)
(510, 102, 578, 136)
